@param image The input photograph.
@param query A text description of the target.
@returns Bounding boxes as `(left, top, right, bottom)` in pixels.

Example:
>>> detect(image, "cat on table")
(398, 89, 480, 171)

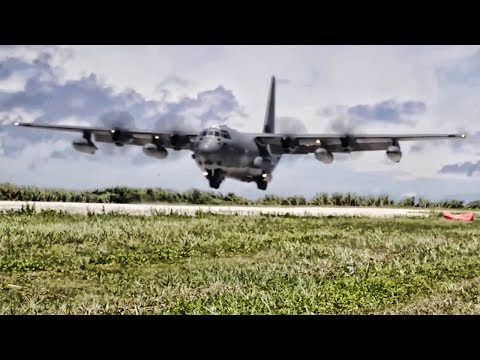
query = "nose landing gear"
(204, 169, 225, 189)
(209, 178, 222, 189)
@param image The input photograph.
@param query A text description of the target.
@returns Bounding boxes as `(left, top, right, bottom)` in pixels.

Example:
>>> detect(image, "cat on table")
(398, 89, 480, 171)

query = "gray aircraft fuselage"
(193, 125, 280, 186)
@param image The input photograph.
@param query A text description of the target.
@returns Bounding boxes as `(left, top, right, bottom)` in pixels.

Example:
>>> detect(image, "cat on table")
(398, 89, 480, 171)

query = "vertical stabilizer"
(262, 76, 275, 133)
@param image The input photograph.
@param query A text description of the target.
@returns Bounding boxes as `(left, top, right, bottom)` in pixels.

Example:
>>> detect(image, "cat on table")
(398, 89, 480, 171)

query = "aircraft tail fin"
(262, 76, 275, 133)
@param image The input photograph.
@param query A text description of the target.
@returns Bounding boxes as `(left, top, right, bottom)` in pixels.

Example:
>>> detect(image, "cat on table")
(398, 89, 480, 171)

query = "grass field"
(1, 208, 479, 314)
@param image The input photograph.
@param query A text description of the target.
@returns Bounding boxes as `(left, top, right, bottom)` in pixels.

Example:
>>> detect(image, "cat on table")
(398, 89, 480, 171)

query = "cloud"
(156, 75, 190, 89)
(275, 116, 308, 134)
(0, 52, 245, 164)
(0, 46, 74, 68)
(436, 49, 480, 86)
(0, 57, 36, 81)
(99, 110, 136, 128)
(0, 53, 244, 132)
(439, 161, 480, 177)
(314, 99, 427, 136)
(347, 99, 426, 125)
(276, 78, 290, 85)
(409, 144, 425, 153)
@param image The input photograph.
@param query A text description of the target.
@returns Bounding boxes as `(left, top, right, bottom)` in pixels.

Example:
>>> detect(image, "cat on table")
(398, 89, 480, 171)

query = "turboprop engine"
(110, 128, 132, 146)
(169, 133, 191, 151)
(314, 148, 334, 164)
(279, 136, 299, 153)
(386, 145, 402, 163)
(72, 138, 97, 154)
(143, 143, 168, 159)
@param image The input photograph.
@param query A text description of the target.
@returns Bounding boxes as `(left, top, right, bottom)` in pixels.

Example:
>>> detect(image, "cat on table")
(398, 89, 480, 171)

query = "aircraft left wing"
(14, 122, 199, 150)
(255, 133, 467, 154)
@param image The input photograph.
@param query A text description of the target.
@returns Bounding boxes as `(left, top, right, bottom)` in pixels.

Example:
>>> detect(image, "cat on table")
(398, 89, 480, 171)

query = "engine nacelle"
(281, 136, 292, 149)
(386, 145, 402, 163)
(72, 138, 97, 154)
(314, 148, 334, 164)
(143, 143, 168, 159)
(280, 136, 299, 153)
(169, 133, 190, 150)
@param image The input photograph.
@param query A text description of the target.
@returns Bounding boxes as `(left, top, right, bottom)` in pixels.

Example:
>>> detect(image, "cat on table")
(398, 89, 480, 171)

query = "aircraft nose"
(198, 140, 220, 154)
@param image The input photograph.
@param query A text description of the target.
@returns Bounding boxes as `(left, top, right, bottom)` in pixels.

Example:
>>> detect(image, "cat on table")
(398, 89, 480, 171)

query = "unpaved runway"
(0, 201, 431, 218)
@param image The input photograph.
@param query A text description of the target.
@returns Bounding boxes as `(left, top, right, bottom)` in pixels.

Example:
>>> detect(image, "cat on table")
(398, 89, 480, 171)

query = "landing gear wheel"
(209, 178, 221, 189)
(206, 169, 224, 189)
(256, 180, 267, 190)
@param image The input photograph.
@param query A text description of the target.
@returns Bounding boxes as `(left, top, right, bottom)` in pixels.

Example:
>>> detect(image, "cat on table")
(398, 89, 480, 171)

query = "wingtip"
(461, 133, 467, 138)
(14, 122, 19, 126)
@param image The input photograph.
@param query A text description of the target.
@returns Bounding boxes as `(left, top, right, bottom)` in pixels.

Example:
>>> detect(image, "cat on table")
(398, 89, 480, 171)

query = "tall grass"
(0, 183, 479, 209)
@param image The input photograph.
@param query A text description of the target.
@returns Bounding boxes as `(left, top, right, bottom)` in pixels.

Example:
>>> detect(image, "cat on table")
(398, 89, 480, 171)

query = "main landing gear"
(255, 173, 269, 191)
(256, 180, 267, 190)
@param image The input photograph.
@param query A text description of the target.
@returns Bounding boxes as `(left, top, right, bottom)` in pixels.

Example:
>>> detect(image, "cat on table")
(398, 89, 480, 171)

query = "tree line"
(0, 183, 479, 209)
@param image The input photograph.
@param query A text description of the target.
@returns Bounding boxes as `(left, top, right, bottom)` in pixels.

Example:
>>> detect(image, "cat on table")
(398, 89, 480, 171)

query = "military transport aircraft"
(15, 76, 467, 190)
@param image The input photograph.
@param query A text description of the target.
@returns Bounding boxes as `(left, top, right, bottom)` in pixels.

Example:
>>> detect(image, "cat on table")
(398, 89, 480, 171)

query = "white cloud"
(52, 116, 93, 127)
(0, 108, 44, 125)
(0, 72, 29, 92)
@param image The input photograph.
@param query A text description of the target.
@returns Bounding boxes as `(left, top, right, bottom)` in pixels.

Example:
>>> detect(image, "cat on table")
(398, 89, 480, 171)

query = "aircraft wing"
(255, 133, 467, 154)
(14, 122, 199, 150)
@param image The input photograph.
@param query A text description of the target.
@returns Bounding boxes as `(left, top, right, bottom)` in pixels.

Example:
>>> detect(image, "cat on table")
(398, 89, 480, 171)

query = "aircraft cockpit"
(199, 128, 231, 140)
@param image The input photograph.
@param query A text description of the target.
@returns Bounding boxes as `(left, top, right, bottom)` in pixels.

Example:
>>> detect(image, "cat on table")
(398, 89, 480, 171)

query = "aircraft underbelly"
(221, 153, 276, 182)
(221, 148, 265, 180)
(224, 166, 263, 182)
(195, 147, 265, 182)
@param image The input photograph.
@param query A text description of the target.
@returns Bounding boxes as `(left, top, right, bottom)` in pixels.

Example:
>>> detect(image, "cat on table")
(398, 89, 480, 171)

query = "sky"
(0, 45, 479, 201)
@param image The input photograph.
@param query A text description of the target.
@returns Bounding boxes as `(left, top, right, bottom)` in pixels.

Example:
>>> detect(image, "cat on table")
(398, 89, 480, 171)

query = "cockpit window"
(202, 129, 230, 138)
(220, 130, 231, 139)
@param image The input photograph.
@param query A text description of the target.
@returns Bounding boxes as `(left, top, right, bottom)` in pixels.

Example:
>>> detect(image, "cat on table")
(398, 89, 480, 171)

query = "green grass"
(0, 209, 479, 314)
